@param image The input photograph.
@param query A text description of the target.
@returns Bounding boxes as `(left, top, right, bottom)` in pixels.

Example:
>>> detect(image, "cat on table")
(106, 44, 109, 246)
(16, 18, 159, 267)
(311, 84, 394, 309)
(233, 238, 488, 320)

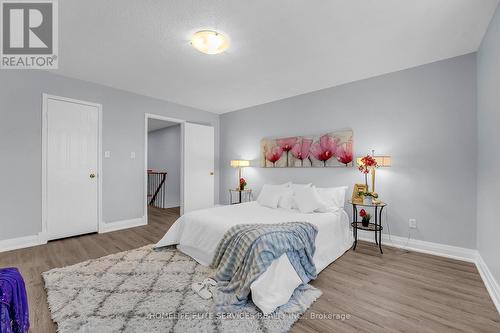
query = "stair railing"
(147, 170, 167, 208)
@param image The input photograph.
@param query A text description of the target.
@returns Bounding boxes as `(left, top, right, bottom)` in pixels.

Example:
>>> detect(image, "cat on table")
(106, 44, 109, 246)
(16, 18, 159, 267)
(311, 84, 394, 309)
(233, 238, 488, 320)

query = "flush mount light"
(191, 30, 229, 55)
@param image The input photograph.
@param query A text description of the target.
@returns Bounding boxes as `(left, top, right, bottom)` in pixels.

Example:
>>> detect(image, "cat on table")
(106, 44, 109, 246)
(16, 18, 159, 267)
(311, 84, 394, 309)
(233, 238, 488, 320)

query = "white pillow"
(282, 183, 312, 209)
(293, 186, 328, 214)
(291, 183, 312, 191)
(278, 188, 294, 209)
(316, 186, 348, 209)
(258, 183, 290, 209)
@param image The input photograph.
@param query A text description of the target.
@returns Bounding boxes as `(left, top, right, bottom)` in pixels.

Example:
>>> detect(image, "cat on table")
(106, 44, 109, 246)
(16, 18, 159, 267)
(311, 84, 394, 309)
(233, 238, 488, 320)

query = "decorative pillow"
(316, 186, 348, 209)
(257, 183, 290, 209)
(293, 186, 328, 214)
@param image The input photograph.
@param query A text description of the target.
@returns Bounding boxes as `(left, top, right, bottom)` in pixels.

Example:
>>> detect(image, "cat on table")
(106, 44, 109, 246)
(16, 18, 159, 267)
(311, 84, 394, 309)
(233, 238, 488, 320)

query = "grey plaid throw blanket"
(210, 222, 318, 307)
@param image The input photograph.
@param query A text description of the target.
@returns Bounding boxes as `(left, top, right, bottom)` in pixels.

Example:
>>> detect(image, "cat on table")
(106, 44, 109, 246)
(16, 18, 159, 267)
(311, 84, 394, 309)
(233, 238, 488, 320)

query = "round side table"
(349, 201, 387, 254)
(229, 189, 253, 204)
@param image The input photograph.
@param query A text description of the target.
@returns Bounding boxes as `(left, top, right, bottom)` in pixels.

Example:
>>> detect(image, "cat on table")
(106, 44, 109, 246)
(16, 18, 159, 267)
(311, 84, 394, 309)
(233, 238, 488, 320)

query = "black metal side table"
(229, 189, 253, 204)
(349, 201, 387, 254)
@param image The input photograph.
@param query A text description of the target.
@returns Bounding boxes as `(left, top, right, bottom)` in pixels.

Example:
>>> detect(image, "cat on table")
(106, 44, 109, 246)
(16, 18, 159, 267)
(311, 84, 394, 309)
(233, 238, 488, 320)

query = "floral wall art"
(260, 129, 353, 168)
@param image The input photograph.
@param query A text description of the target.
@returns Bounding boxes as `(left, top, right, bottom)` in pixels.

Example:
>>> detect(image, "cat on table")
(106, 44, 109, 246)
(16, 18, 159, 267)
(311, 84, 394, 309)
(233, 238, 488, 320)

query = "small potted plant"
(359, 209, 371, 227)
(358, 190, 378, 205)
(239, 177, 247, 191)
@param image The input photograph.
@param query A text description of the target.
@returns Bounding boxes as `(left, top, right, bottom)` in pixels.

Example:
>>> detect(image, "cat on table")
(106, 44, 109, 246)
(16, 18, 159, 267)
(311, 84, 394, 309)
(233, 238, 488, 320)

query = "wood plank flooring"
(0, 206, 498, 332)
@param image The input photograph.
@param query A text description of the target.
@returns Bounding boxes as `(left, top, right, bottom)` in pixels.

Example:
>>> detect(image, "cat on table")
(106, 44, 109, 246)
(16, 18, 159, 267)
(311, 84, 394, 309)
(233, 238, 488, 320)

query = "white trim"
(144, 113, 186, 223)
(41, 94, 103, 240)
(1, 216, 146, 253)
(356, 230, 478, 262)
(0, 235, 43, 253)
(357, 231, 499, 314)
(476, 254, 500, 314)
(99, 216, 147, 233)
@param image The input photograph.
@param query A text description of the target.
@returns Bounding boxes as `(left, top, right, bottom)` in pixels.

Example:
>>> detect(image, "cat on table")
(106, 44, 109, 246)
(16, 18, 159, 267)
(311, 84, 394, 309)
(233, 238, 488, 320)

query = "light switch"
(104, 151, 111, 158)
(130, 152, 136, 159)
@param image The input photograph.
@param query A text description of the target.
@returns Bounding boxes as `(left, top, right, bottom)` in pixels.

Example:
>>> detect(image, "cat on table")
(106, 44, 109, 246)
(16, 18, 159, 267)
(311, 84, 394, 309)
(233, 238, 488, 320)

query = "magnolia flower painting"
(260, 129, 353, 168)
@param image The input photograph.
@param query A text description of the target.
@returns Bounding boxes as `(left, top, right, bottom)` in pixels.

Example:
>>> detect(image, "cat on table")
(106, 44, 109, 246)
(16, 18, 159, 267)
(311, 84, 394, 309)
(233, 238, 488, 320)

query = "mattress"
(155, 201, 353, 313)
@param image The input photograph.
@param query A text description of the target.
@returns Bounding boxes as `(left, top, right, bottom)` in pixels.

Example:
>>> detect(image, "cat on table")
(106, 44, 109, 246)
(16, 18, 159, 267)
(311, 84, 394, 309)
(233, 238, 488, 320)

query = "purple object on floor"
(0, 268, 29, 333)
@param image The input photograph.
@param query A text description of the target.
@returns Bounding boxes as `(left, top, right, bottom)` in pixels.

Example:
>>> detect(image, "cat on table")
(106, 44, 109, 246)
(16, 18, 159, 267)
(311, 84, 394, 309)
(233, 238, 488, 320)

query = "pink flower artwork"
(265, 145, 284, 167)
(336, 142, 353, 165)
(277, 137, 298, 151)
(260, 129, 353, 168)
(310, 135, 337, 166)
(291, 139, 312, 167)
(277, 137, 298, 166)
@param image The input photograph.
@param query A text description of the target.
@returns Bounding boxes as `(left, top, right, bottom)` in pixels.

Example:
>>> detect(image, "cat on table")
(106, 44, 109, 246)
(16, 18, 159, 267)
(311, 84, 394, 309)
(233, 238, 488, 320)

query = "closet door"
(44, 95, 100, 240)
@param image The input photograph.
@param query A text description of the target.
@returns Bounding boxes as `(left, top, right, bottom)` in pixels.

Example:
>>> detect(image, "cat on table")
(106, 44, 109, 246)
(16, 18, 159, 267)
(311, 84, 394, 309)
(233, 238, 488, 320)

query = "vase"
(240, 185, 245, 191)
(363, 196, 372, 205)
(361, 219, 370, 227)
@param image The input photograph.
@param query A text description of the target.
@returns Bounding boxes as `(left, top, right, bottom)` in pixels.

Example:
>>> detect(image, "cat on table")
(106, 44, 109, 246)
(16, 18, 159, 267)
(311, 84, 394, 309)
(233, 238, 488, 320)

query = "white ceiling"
(148, 119, 179, 133)
(55, 0, 499, 114)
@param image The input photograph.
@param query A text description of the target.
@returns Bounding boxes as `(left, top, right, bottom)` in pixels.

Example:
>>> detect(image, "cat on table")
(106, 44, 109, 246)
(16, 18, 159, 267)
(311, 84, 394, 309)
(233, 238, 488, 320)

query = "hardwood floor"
(1, 207, 499, 332)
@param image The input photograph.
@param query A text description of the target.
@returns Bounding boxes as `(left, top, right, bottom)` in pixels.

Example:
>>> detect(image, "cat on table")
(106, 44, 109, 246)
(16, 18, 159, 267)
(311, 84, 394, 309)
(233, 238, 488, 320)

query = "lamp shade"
(356, 156, 391, 167)
(230, 160, 250, 168)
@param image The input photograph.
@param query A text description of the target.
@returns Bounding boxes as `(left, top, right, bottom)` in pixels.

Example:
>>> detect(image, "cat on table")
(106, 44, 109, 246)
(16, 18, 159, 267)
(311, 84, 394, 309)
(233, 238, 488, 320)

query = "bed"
(155, 201, 353, 314)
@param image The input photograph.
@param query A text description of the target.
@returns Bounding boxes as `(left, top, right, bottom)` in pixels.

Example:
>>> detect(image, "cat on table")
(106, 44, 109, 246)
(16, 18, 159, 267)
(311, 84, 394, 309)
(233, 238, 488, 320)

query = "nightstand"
(229, 189, 253, 205)
(349, 201, 387, 254)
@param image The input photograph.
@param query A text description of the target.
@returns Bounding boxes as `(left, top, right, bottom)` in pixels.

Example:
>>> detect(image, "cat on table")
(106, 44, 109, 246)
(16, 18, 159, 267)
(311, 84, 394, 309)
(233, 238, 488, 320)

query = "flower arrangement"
(358, 154, 378, 174)
(359, 209, 371, 227)
(239, 177, 247, 190)
(358, 154, 378, 190)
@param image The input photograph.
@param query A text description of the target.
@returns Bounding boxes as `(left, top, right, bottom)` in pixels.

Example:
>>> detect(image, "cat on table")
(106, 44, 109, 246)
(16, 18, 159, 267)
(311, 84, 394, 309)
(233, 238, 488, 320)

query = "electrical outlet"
(104, 151, 111, 158)
(130, 152, 136, 159)
(409, 218, 417, 229)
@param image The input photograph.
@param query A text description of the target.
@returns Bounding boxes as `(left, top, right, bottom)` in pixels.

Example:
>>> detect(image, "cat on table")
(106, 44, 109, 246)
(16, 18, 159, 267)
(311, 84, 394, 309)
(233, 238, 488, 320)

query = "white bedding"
(155, 201, 353, 314)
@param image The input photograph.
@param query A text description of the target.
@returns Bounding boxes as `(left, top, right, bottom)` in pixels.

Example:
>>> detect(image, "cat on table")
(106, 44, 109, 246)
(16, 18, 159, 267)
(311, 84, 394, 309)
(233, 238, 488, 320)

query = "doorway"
(147, 119, 181, 210)
(144, 114, 215, 221)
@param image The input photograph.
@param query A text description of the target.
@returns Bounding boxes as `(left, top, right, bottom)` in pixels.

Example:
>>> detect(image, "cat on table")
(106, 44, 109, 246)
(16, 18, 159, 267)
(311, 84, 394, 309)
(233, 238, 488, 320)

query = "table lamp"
(230, 160, 249, 189)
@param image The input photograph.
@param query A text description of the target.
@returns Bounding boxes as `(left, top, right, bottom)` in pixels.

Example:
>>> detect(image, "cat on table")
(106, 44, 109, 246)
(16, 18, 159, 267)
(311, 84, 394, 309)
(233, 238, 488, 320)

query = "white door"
(183, 123, 214, 213)
(44, 96, 100, 240)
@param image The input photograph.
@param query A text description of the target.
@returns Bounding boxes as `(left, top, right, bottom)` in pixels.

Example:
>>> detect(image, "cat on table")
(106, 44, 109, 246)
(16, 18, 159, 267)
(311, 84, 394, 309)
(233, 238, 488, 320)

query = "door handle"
(90, 173, 96, 179)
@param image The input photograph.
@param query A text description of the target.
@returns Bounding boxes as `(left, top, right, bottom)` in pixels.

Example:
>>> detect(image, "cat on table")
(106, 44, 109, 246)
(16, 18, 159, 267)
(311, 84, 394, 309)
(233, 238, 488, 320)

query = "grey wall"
(148, 125, 181, 208)
(220, 54, 477, 249)
(0, 71, 219, 241)
(477, 4, 500, 285)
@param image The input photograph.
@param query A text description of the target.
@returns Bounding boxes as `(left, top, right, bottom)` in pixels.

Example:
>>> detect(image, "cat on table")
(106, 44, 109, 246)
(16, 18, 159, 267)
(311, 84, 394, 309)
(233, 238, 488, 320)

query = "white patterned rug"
(43, 245, 322, 333)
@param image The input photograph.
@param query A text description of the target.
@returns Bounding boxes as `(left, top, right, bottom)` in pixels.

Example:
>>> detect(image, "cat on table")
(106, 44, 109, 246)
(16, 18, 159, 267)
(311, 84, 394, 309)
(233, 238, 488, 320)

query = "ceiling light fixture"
(191, 30, 229, 55)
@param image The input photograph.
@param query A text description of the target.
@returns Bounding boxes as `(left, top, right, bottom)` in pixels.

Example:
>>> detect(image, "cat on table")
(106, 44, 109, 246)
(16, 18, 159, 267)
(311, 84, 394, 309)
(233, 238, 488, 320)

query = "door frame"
(144, 113, 186, 222)
(41, 93, 103, 243)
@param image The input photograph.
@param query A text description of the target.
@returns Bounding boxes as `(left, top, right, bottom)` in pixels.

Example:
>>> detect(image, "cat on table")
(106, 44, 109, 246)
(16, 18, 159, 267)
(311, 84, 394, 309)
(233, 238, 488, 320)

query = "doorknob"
(210, 172, 214, 175)
(90, 173, 96, 179)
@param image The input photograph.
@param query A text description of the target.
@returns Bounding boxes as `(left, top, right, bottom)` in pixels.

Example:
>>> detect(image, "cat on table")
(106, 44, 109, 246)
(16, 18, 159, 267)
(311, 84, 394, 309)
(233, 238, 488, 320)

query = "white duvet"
(155, 202, 353, 314)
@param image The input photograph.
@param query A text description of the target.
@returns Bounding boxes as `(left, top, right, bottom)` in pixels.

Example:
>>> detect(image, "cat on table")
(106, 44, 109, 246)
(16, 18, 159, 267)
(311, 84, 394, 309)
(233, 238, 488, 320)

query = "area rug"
(42, 245, 322, 333)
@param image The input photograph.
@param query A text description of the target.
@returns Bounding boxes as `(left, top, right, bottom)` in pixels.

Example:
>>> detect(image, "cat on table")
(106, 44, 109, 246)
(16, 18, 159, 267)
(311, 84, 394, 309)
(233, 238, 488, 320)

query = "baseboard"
(476, 254, 500, 314)
(99, 216, 146, 233)
(356, 230, 478, 262)
(357, 231, 500, 314)
(0, 234, 42, 253)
